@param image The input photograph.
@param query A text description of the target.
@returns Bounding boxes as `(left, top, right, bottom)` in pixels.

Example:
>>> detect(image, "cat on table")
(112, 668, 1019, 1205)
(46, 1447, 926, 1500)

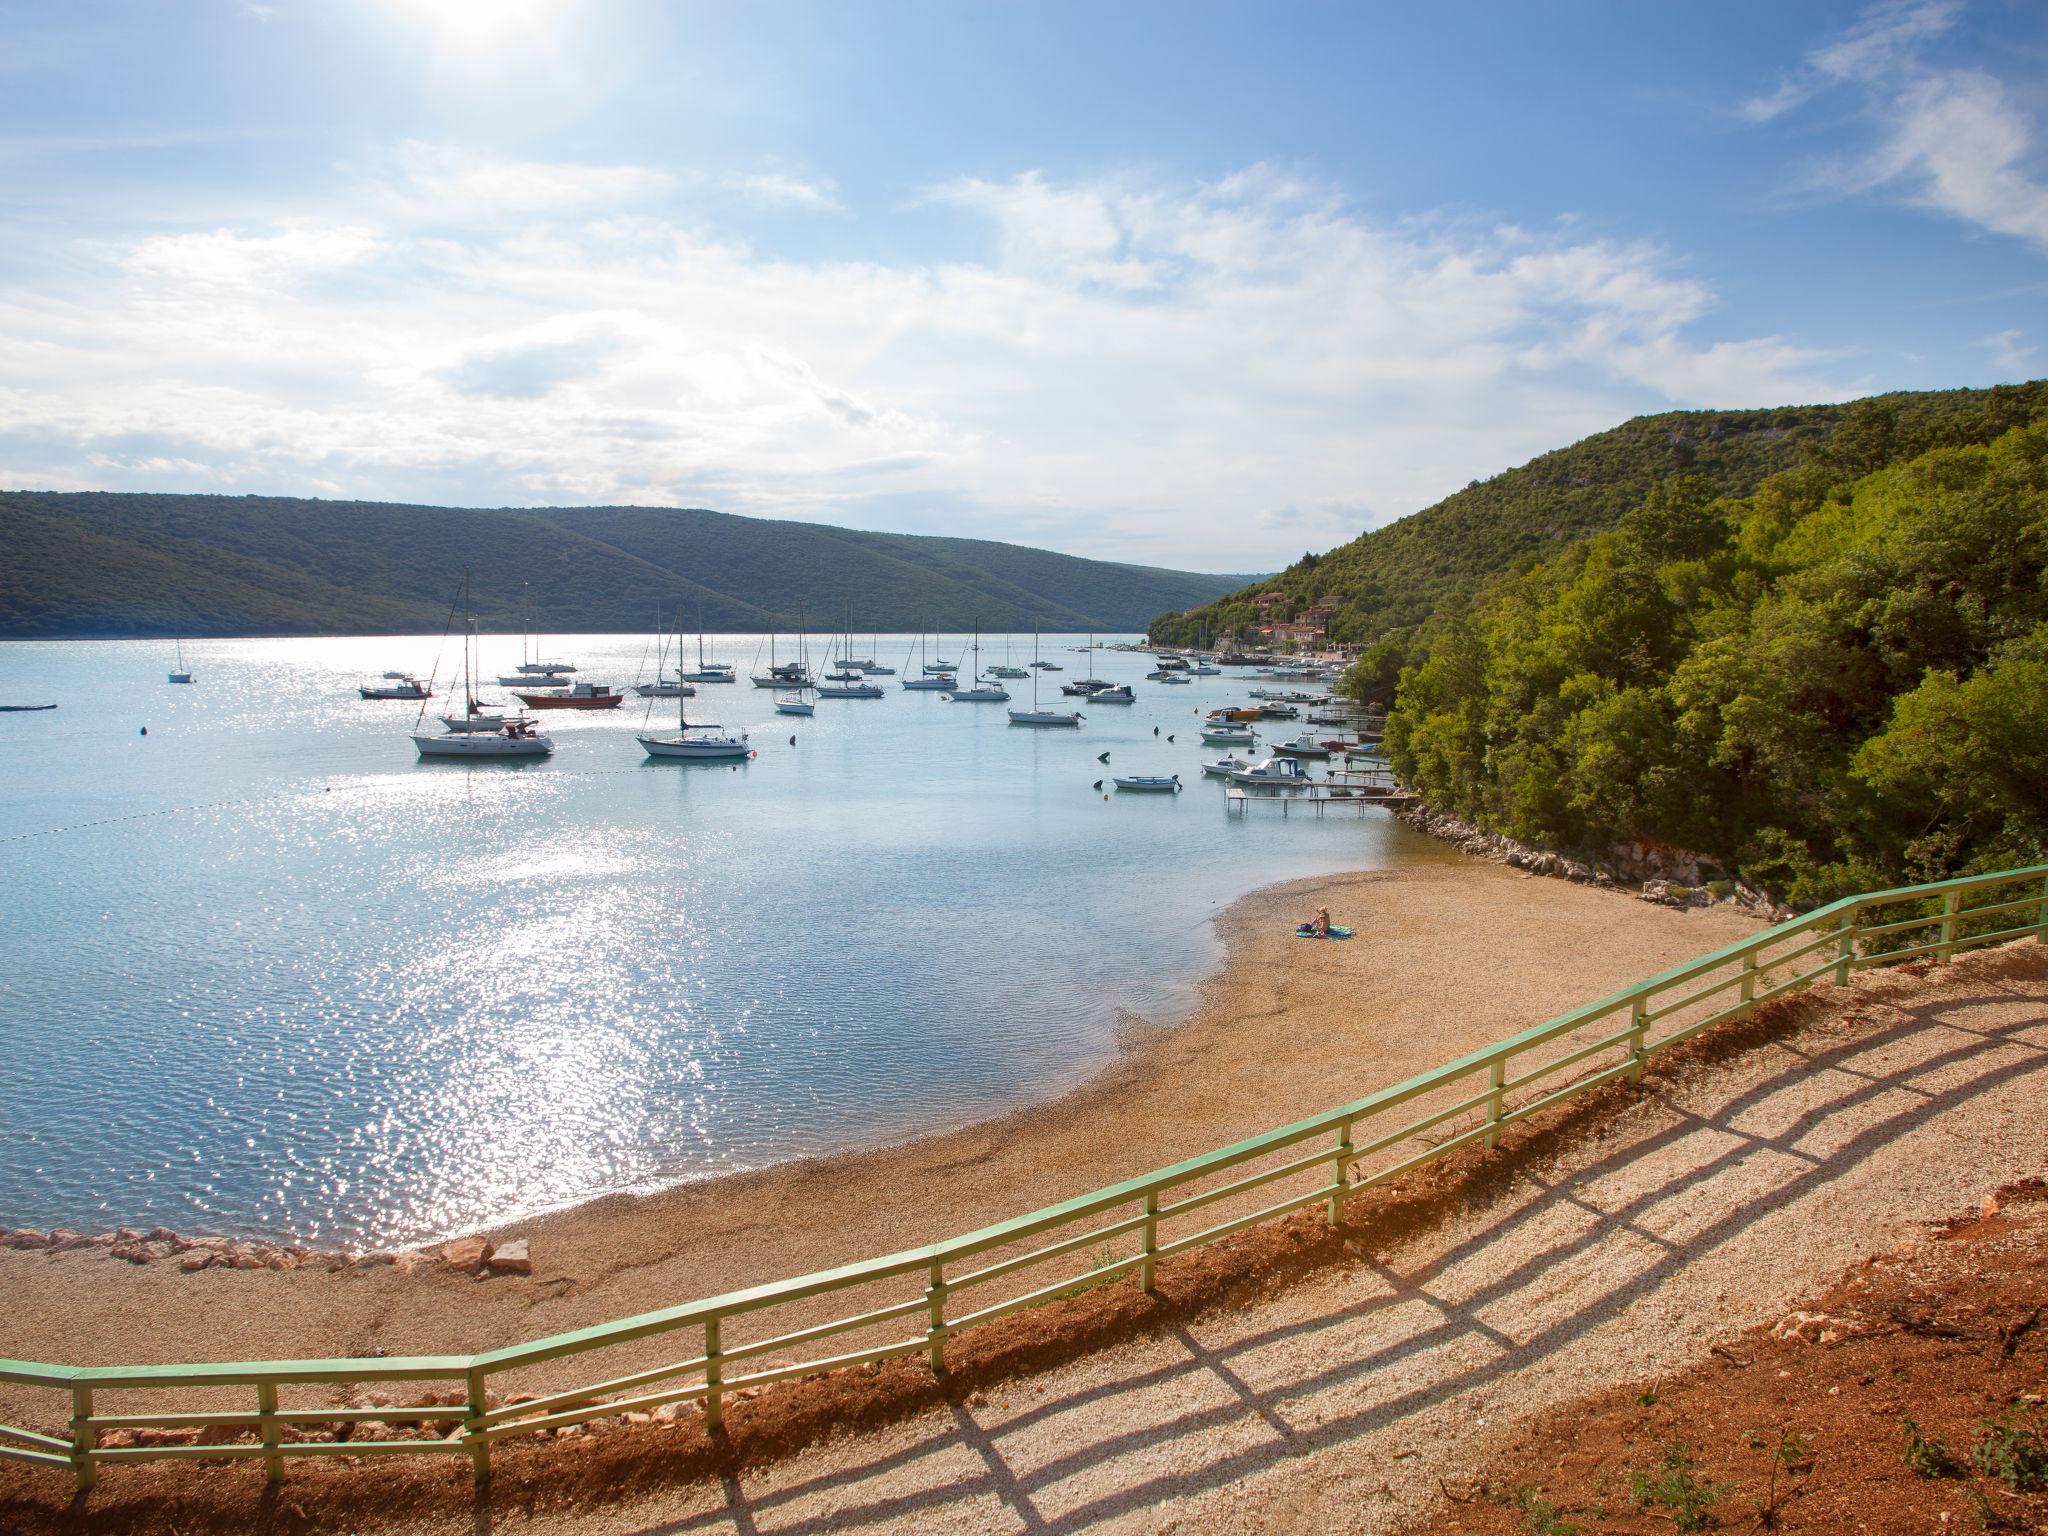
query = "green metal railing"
(4, 862, 2044, 1492)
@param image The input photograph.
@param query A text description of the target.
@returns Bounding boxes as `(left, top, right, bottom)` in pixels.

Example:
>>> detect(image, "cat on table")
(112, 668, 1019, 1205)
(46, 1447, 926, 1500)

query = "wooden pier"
(1225, 783, 1418, 815)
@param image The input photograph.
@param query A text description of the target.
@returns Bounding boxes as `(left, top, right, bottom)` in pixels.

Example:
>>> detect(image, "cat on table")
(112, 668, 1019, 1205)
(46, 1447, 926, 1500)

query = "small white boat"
(1201, 754, 1253, 778)
(440, 708, 514, 733)
(1273, 732, 1334, 759)
(361, 677, 431, 700)
(414, 719, 553, 759)
(681, 665, 737, 684)
(1088, 685, 1135, 704)
(902, 674, 955, 690)
(1201, 725, 1256, 746)
(1009, 708, 1083, 726)
(818, 680, 885, 698)
(1113, 774, 1181, 792)
(775, 694, 815, 716)
(947, 683, 1010, 702)
(1155, 673, 1192, 685)
(1227, 756, 1313, 786)
(1190, 662, 1221, 676)
(635, 679, 697, 698)
(1032, 661, 1063, 671)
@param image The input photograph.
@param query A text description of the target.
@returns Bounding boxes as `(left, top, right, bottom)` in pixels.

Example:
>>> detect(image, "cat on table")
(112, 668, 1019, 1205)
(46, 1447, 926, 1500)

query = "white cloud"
(0, 152, 1851, 569)
(1744, 1, 2048, 253)
(1982, 328, 2033, 375)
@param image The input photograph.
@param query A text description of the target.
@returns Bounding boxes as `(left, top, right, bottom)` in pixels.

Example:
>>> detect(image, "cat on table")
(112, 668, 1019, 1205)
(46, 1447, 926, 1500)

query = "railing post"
(464, 1366, 489, 1484)
(925, 1261, 947, 1374)
(1327, 1119, 1353, 1224)
(1626, 999, 1647, 1080)
(1484, 1059, 1507, 1147)
(703, 1317, 723, 1434)
(257, 1380, 282, 1484)
(1936, 889, 1962, 962)
(1834, 910, 1857, 985)
(1739, 951, 1757, 1022)
(1139, 1191, 1160, 1294)
(69, 1383, 94, 1495)
(2038, 875, 2048, 944)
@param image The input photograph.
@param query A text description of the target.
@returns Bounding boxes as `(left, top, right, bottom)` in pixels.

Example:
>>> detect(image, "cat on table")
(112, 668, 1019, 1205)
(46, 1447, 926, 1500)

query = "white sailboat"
(751, 620, 814, 689)
(1008, 627, 1082, 726)
(679, 609, 737, 682)
(944, 622, 1010, 702)
(413, 590, 553, 759)
(167, 639, 194, 685)
(901, 622, 954, 689)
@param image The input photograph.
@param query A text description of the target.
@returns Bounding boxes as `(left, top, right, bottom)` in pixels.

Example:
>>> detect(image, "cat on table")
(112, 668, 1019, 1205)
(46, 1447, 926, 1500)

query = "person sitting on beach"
(1299, 906, 1331, 937)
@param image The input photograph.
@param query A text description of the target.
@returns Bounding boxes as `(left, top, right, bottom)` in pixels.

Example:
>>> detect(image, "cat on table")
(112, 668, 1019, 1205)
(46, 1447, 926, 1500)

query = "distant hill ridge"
(1147, 383, 2048, 647)
(0, 493, 1259, 639)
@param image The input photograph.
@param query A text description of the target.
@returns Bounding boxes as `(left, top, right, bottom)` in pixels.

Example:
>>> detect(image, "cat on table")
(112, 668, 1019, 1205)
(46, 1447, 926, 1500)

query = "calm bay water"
(0, 633, 1430, 1247)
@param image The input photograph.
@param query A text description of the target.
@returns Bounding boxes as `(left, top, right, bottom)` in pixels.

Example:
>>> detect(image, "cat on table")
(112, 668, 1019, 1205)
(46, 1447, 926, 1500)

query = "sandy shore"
(0, 853, 1761, 1424)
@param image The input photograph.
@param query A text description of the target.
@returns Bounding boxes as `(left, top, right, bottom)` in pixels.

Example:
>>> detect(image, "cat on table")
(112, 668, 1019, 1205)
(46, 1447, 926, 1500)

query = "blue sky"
(2, 0, 2045, 570)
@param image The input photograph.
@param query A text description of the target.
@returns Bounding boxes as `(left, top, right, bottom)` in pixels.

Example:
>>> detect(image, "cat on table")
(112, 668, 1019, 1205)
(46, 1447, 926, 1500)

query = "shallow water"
(0, 633, 1427, 1246)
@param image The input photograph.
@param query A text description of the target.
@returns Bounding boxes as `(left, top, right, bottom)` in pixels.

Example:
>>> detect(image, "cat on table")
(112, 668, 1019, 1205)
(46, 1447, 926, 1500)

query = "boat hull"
(515, 691, 623, 709)
(639, 734, 752, 759)
(412, 732, 553, 759)
(1008, 711, 1082, 726)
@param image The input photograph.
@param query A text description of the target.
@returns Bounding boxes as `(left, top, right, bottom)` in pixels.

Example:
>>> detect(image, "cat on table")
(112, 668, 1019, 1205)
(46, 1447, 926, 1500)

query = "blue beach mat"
(1295, 926, 1355, 939)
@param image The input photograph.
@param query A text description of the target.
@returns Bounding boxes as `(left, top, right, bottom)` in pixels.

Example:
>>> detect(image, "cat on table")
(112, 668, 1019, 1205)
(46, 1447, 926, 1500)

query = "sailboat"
(414, 581, 554, 759)
(679, 609, 736, 683)
(987, 631, 1029, 679)
(751, 619, 813, 689)
(1009, 627, 1082, 726)
(638, 677, 753, 760)
(901, 621, 954, 689)
(167, 639, 194, 685)
(860, 632, 895, 674)
(944, 623, 1010, 702)
(818, 607, 883, 696)
(634, 608, 697, 697)
(924, 622, 958, 673)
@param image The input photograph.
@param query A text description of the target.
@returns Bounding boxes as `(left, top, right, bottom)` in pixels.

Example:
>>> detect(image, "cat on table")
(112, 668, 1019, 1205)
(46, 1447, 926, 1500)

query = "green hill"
(0, 493, 1256, 638)
(1378, 382, 2048, 902)
(1147, 383, 2048, 649)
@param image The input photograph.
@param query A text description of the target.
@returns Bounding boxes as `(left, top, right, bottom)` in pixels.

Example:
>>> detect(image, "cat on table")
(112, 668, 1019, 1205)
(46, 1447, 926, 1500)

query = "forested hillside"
(0, 494, 1254, 638)
(1376, 388, 2048, 903)
(1149, 384, 2048, 648)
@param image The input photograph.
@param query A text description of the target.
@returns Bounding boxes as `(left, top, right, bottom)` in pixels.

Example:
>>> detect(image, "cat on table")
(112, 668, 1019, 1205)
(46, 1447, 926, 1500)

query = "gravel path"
(504, 940, 2048, 1536)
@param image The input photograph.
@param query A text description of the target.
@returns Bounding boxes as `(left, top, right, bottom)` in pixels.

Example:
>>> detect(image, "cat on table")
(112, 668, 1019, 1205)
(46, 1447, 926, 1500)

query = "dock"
(1224, 782, 1418, 815)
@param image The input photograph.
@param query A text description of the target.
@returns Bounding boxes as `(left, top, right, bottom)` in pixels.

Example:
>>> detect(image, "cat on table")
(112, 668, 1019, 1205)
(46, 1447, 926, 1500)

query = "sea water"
(0, 634, 1431, 1246)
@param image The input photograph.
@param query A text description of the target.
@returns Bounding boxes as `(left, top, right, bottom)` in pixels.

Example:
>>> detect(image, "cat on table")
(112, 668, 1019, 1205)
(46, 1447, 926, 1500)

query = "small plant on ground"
(1746, 1428, 1814, 1529)
(1966, 1483, 2027, 1532)
(1904, 1416, 1969, 1479)
(1512, 1484, 1582, 1536)
(1628, 1441, 1723, 1532)
(1975, 1407, 2048, 1493)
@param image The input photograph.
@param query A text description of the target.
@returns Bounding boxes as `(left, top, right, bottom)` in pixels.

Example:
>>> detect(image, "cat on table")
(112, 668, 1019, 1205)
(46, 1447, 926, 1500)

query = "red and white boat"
(514, 682, 624, 710)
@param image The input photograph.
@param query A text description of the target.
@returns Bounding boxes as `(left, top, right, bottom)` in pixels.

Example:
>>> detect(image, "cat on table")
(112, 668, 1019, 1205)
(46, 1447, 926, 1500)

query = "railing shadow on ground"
(641, 972, 2048, 1536)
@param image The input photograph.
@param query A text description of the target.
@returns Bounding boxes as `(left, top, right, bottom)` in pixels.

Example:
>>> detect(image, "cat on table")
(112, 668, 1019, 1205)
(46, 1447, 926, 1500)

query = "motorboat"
(1030, 660, 1063, 671)
(1190, 661, 1221, 676)
(1113, 774, 1181, 792)
(1201, 754, 1253, 778)
(818, 680, 885, 698)
(1088, 685, 1135, 704)
(1154, 672, 1192, 685)
(361, 676, 431, 700)
(517, 660, 576, 676)
(413, 717, 554, 759)
(988, 665, 1029, 679)
(1201, 724, 1257, 746)
(1254, 703, 1300, 719)
(775, 695, 815, 716)
(1226, 756, 1313, 786)
(752, 664, 814, 689)
(1061, 678, 1112, 697)
(1273, 732, 1334, 759)
(515, 682, 623, 709)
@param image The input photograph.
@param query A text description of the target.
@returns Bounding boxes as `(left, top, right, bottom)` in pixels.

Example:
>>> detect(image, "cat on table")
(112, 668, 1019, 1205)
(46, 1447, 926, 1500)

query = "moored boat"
(413, 718, 553, 759)
(516, 682, 623, 709)
(361, 677, 432, 700)
(1112, 774, 1181, 792)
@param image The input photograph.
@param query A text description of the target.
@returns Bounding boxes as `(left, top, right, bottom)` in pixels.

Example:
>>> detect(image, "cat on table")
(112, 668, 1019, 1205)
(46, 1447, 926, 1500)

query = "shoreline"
(0, 851, 1763, 1397)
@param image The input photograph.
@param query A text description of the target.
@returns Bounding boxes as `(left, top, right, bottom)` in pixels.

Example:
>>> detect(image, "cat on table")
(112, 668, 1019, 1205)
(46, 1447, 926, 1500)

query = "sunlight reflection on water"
(0, 634, 1434, 1245)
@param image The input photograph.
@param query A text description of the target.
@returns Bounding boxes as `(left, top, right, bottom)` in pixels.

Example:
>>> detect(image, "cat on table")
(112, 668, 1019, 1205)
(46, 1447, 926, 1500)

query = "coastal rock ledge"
(0, 1225, 533, 1278)
(1396, 803, 1795, 921)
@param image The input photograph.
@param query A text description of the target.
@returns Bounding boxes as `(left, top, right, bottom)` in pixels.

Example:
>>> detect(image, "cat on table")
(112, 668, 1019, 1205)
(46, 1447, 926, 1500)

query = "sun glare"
(394, 0, 567, 51)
